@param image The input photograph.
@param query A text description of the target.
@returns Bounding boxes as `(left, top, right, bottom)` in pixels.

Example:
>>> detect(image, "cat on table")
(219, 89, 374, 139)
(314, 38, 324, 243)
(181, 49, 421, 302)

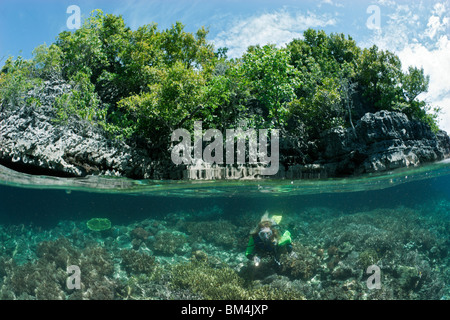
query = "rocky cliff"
(1, 81, 449, 180)
(0, 80, 179, 179)
(317, 111, 450, 177)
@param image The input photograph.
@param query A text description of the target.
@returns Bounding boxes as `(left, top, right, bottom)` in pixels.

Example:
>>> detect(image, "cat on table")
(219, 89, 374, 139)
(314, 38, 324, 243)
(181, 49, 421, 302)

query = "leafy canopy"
(0, 10, 440, 151)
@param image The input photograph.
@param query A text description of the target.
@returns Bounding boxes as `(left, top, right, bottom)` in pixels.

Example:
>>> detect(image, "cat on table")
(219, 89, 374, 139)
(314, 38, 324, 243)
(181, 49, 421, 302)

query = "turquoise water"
(0, 161, 449, 300)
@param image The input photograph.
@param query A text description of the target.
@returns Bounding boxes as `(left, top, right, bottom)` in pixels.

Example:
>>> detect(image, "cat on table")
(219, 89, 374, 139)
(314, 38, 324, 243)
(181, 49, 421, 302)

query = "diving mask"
(258, 227, 273, 242)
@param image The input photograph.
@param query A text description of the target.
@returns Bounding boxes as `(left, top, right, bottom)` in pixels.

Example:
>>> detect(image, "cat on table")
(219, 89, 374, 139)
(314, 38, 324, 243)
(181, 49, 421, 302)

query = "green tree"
(288, 77, 343, 136)
(56, 10, 109, 81)
(161, 22, 215, 72)
(236, 44, 299, 127)
(286, 31, 359, 137)
(0, 56, 37, 108)
(54, 71, 104, 123)
(117, 61, 206, 144)
(200, 57, 252, 131)
(401, 66, 429, 104)
(56, 10, 132, 105)
(356, 45, 403, 112)
(2, 12, 442, 152)
(32, 44, 63, 81)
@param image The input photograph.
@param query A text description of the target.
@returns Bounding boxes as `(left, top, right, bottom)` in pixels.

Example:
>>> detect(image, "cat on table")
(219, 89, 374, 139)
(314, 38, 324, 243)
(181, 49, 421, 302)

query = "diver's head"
(250, 212, 280, 241)
(258, 226, 273, 243)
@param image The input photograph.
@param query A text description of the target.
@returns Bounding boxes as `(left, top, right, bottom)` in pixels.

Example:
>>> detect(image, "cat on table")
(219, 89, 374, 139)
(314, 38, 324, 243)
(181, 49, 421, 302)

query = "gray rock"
(0, 80, 180, 179)
(318, 111, 450, 176)
(1, 81, 449, 179)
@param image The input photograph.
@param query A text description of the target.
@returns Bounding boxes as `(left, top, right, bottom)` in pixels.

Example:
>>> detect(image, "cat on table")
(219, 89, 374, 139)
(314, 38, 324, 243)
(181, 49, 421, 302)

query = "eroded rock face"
(0, 103, 156, 178)
(318, 111, 450, 176)
(0, 80, 168, 179)
(1, 81, 449, 179)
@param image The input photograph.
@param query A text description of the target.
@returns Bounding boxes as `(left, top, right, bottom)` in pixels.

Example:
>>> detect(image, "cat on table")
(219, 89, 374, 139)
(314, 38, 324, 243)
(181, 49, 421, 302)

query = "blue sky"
(1, 0, 449, 131)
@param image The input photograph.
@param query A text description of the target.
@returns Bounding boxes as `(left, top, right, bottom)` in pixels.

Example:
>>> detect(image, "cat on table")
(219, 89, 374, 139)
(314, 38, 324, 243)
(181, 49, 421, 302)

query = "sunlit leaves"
(0, 56, 36, 108)
(401, 66, 429, 103)
(54, 71, 104, 123)
(356, 45, 404, 111)
(236, 44, 299, 127)
(117, 62, 205, 142)
(32, 44, 63, 80)
(0, 13, 440, 145)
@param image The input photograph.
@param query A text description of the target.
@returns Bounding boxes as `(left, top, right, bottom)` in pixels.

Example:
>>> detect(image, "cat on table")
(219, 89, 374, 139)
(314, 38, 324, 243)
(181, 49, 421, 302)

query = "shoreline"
(1, 101, 449, 181)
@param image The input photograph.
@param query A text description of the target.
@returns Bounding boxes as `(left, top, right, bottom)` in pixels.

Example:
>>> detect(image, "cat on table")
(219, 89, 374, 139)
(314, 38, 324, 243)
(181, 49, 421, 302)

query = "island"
(1, 10, 449, 180)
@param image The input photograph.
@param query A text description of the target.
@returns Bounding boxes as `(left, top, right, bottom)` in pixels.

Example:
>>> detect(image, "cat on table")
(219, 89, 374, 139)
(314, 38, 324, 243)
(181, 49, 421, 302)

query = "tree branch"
(176, 104, 204, 128)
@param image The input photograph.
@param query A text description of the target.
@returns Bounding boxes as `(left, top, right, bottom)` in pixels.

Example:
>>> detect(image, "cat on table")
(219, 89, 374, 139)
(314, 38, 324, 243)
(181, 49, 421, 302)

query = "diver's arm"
(279, 230, 294, 254)
(245, 236, 256, 260)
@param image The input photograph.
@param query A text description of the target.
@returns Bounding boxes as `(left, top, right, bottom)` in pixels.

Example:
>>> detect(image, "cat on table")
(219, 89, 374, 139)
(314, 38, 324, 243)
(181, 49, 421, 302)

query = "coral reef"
(119, 249, 156, 275)
(183, 220, 243, 249)
(0, 200, 448, 300)
(0, 237, 118, 300)
(168, 261, 305, 300)
(280, 244, 321, 280)
(86, 218, 111, 231)
(152, 231, 188, 256)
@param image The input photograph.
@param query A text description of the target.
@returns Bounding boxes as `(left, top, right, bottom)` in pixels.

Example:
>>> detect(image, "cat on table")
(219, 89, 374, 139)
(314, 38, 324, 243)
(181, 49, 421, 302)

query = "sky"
(0, 0, 449, 132)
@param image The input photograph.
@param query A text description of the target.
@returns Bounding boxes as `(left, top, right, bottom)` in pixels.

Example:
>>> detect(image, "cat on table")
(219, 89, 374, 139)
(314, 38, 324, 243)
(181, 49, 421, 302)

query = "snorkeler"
(245, 212, 295, 266)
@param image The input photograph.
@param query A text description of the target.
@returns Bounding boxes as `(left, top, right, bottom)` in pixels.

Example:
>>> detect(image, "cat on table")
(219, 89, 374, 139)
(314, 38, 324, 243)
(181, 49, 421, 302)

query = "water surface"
(0, 161, 448, 300)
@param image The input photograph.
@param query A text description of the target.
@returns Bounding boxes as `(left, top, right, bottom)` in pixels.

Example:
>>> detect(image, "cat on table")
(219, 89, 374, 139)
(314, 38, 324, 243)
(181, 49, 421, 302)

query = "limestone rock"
(318, 111, 450, 177)
(1, 81, 449, 179)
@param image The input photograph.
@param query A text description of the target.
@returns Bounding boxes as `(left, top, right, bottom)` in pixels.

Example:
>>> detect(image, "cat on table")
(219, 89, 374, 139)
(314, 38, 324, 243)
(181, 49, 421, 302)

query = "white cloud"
(212, 9, 336, 58)
(398, 35, 450, 133)
(425, 14, 449, 39)
(376, 0, 397, 7)
(360, 3, 419, 51)
(362, 1, 450, 133)
(433, 2, 447, 16)
(318, 0, 344, 8)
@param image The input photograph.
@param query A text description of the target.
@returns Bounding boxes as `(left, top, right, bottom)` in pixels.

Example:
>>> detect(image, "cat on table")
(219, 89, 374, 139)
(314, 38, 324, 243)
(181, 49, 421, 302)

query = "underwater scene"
(0, 161, 448, 301)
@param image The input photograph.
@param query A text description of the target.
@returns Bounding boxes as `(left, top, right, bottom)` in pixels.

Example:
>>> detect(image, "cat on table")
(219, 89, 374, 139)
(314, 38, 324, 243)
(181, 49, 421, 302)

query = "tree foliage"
(0, 10, 441, 153)
(236, 44, 299, 127)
